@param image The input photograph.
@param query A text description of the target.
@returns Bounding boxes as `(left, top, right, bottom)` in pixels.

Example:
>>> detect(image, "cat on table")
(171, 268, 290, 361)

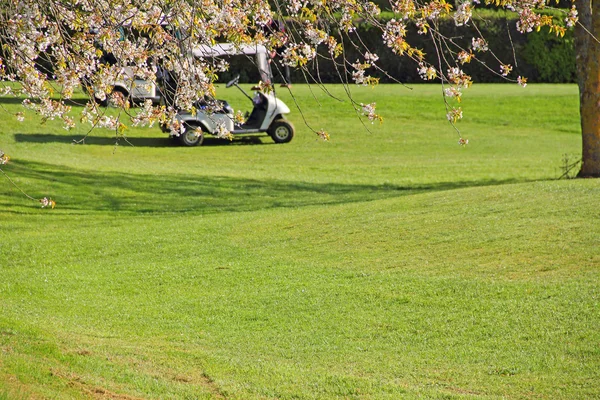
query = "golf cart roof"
(192, 43, 268, 58)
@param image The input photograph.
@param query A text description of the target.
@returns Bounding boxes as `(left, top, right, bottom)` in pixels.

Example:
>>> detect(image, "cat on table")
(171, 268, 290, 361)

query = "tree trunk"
(575, 0, 600, 177)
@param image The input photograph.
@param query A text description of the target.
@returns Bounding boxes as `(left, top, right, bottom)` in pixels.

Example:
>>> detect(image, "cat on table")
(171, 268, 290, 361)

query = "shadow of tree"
(0, 97, 90, 107)
(14, 133, 271, 147)
(1, 160, 530, 215)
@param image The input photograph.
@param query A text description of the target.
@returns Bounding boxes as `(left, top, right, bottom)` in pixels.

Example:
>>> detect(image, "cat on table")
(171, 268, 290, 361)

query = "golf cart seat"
(193, 98, 233, 114)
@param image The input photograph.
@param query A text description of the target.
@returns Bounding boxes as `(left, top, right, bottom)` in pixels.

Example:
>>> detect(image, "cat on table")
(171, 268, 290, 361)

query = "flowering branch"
(0, 0, 580, 144)
(0, 151, 55, 209)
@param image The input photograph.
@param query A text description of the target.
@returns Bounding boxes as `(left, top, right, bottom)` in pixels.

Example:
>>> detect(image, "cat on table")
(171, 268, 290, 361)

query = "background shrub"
(277, 13, 576, 85)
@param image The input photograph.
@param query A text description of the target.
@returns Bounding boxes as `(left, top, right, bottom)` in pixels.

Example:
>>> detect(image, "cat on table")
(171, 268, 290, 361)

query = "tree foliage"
(0, 0, 580, 133)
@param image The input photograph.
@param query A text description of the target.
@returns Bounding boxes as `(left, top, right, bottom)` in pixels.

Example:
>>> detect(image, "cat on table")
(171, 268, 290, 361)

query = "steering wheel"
(226, 75, 240, 88)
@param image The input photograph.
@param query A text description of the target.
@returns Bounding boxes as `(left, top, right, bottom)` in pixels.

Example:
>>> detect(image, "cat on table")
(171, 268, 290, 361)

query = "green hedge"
(281, 15, 576, 85)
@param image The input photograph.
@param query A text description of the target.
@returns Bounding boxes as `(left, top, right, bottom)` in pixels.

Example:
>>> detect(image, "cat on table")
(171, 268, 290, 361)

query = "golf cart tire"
(179, 123, 205, 147)
(268, 119, 295, 144)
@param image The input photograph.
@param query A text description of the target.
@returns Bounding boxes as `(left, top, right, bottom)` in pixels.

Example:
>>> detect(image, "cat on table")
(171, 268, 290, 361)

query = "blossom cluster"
(351, 57, 379, 87)
(360, 102, 383, 123)
(453, 2, 473, 26)
(446, 107, 463, 123)
(40, 197, 56, 209)
(0, 151, 9, 165)
(418, 63, 437, 80)
(471, 38, 489, 52)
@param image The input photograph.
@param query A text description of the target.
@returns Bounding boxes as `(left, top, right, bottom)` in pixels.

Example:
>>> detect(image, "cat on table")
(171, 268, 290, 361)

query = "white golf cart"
(162, 43, 295, 146)
(85, 26, 162, 107)
(105, 67, 161, 106)
(85, 63, 162, 107)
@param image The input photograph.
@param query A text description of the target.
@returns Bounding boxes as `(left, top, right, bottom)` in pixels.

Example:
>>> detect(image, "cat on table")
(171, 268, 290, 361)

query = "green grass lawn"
(1, 84, 599, 399)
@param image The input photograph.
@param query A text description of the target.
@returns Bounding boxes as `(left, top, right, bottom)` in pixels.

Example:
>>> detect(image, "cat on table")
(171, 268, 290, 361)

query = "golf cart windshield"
(192, 44, 272, 83)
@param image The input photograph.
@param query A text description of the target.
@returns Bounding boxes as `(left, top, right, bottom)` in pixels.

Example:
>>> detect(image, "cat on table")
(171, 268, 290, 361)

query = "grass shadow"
(1, 160, 531, 215)
(14, 133, 170, 147)
(14, 134, 272, 147)
(0, 97, 90, 107)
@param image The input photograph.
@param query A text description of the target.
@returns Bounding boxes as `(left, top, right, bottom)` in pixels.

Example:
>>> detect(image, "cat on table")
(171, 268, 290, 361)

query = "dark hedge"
(277, 16, 576, 85)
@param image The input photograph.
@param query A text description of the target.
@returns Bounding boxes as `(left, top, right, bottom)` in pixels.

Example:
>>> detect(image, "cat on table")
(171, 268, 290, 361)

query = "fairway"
(1, 84, 599, 399)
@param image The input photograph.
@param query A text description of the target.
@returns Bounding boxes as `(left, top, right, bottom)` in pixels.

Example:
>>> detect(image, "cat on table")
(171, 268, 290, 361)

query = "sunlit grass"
(1, 84, 598, 399)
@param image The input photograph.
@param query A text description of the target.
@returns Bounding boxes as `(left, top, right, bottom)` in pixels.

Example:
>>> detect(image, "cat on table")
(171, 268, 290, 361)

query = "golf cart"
(84, 62, 162, 107)
(106, 66, 161, 106)
(85, 26, 163, 107)
(162, 43, 295, 146)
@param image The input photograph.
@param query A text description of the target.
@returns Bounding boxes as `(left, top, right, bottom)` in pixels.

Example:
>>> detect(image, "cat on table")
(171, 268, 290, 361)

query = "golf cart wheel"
(268, 119, 295, 144)
(179, 123, 204, 147)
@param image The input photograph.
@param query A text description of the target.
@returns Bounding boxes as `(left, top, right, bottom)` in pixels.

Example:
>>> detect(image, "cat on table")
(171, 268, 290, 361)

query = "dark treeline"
(277, 15, 576, 85)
